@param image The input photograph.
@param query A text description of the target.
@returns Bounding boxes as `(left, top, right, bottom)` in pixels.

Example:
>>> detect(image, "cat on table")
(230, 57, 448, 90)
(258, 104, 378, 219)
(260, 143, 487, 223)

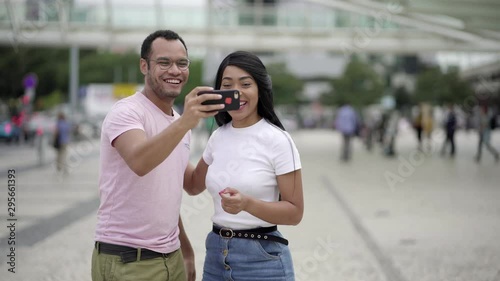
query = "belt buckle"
(219, 228, 234, 238)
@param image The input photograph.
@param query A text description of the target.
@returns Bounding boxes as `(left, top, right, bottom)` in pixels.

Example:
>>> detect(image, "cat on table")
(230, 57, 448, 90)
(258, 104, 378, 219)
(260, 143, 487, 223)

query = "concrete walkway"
(0, 128, 499, 281)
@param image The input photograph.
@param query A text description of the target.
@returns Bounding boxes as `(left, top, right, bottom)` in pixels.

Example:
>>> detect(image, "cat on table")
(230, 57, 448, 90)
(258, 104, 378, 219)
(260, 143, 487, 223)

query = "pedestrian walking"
(383, 110, 400, 157)
(475, 105, 499, 163)
(335, 102, 358, 161)
(53, 111, 71, 174)
(414, 103, 434, 151)
(441, 104, 457, 157)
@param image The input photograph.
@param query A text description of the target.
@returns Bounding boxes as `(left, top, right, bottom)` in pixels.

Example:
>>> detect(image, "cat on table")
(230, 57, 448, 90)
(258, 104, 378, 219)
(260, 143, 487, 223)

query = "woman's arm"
(183, 158, 209, 195)
(220, 169, 304, 225)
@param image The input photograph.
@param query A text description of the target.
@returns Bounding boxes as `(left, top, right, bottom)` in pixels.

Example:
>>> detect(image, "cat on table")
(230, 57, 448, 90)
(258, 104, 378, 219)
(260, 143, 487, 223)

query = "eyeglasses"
(148, 58, 190, 71)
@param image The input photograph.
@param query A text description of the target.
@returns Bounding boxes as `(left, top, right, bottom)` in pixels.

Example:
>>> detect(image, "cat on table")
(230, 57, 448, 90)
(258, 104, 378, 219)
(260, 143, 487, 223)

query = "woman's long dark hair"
(213, 51, 285, 130)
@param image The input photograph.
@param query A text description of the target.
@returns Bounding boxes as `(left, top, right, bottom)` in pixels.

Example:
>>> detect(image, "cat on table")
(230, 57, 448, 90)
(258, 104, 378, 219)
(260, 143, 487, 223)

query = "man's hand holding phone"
(180, 87, 241, 130)
(198, 90, 240, 112)
(180, 87, 224, 130)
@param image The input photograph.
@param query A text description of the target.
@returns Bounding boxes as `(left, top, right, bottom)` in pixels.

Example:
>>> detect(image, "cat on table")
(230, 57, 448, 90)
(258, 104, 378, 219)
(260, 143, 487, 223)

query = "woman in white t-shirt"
(187, 51, 304, 280)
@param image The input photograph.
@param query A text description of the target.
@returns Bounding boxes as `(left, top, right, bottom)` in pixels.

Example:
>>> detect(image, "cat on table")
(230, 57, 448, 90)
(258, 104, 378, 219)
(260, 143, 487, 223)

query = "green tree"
(414, 66, 472, 105)
(80, 51, 143, 84)
(266, 63, 303, 105)
(414, 66, 446, 104)
(0, 46, 206, 111)
(443, 67, 473, 105)
(394, 86, 413, 110)
(177, 59, 204, 108)
(0, 47, 69, 104)
(322, 56, 384, 107)
(38, 89, 65, 110)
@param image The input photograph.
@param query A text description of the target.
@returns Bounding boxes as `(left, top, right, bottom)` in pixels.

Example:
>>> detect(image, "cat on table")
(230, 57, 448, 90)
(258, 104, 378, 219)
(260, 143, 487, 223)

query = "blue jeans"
(202, 230, 295, 281)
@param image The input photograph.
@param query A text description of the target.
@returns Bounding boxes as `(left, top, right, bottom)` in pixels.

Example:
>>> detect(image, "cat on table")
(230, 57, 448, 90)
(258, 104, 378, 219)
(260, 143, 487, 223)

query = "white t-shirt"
(95, 92, 190, 253)
(203, 118, 301, 229)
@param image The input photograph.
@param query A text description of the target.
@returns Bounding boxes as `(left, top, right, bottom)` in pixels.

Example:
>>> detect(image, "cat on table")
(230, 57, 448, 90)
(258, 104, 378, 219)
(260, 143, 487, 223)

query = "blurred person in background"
(335, 102, 358, 162)
(376, 111, 388, 148)
(383, 110, 400, 157)
(417, 103, 434, 152)
(441, 104, 457, 157)
(465, 111, 475, 133)
(185, 51, 303, 281)
(362, 107, 380, 152)
(413, 104, 424, 149)
(54, 111, 71, 174)
(91, 30, 224, 281)
(475, 105, 499, 163)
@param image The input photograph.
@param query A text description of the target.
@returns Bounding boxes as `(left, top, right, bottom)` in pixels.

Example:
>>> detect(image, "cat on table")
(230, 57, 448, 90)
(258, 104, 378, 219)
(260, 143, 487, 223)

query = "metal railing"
(0, 0, 402, 32)
(2, 1, 498, 52)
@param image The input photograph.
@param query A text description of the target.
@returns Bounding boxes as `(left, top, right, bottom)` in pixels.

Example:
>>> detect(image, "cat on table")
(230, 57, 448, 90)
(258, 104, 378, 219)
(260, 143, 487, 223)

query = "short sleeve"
(103, 101, 144, 145)
(273, 131, 301, 175)
(202, 128, 220, 165)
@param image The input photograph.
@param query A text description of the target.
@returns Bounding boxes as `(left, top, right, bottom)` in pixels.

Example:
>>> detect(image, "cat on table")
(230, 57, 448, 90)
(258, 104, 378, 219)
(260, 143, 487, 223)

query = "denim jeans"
(202, 230, 295, 281)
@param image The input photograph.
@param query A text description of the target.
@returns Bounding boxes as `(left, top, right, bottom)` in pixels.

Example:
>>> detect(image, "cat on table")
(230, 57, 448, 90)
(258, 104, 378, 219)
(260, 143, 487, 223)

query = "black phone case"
(199, 90, 240, 112)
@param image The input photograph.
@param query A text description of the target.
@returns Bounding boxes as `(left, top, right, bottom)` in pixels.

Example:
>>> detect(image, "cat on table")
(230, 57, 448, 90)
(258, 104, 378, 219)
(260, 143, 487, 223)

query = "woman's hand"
(219, 187, 248, 214)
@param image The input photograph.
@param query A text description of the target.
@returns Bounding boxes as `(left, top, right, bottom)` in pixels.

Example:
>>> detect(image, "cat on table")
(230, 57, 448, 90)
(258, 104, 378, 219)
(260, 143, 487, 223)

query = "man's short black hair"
(140, 30, 188, 60)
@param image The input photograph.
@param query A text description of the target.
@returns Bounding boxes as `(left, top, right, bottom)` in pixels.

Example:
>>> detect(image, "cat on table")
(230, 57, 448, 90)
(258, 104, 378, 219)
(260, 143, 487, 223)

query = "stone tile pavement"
(1, 128, 500, 281)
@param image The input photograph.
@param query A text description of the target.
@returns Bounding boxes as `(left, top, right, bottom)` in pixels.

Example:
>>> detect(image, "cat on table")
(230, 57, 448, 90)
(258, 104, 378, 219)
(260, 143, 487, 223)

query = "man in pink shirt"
(91, 30, 225, 281)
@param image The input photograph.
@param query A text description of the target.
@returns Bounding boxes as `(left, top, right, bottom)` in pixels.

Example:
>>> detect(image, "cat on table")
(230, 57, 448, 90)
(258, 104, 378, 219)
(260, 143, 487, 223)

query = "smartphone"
(198, 90, 240, 112)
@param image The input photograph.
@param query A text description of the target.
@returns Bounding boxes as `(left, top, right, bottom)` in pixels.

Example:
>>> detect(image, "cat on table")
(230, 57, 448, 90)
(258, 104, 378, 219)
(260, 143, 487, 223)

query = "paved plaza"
(0, 127, 500, 281)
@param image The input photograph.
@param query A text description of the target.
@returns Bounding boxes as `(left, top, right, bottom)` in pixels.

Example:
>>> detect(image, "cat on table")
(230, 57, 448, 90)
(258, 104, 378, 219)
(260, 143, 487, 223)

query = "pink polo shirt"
(95, 92, 190, 254)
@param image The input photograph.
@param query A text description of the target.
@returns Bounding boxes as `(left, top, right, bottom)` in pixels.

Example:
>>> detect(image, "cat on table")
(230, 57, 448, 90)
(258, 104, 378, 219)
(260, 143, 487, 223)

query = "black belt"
(212, 225, 289, 245)
(95, 242, 175, 264)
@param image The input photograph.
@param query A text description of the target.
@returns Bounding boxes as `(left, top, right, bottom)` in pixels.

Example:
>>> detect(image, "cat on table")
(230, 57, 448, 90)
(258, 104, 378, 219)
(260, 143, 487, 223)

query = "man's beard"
(147, 73, 181, 100)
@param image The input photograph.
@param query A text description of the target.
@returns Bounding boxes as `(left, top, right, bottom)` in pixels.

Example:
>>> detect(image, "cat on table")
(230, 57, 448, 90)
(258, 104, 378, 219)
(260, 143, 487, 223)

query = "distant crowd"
(332, 102, 499, 163)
